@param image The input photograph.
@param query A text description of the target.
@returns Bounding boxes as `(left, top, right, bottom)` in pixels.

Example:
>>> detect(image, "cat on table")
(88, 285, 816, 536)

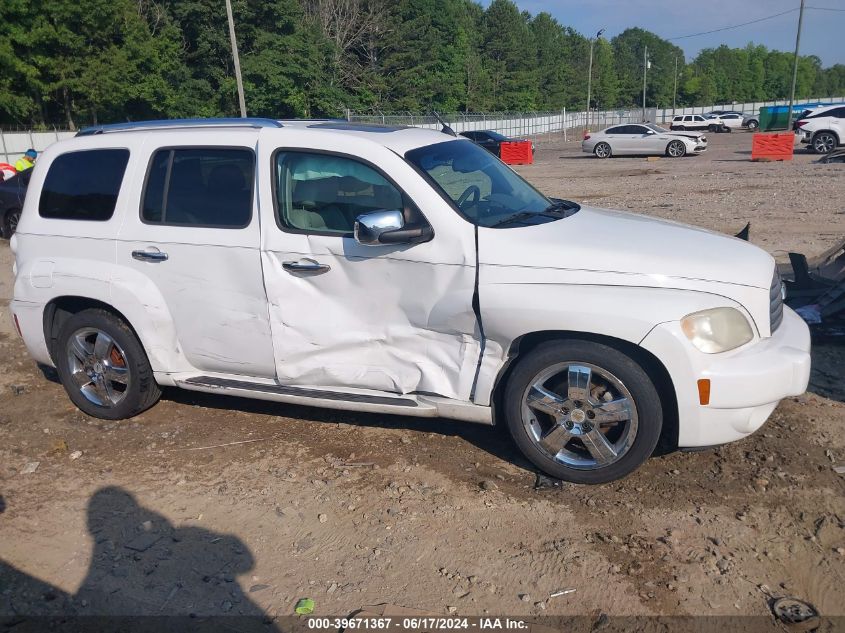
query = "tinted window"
(629, 125, 649, 134)
(39, 149, 129, 221)
(606, 126, 624, 134)
(142, 148, 253, 227)
(461, 132, 477, 140)
(683, 116, 693, 122)
(275, 152, 404, 235)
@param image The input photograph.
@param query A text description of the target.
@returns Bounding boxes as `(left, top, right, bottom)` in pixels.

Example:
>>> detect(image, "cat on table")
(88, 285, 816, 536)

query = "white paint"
(10, 120, 811, 456)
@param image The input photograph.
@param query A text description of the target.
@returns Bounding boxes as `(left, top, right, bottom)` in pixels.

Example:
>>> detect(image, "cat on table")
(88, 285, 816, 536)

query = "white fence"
(0, 129, 76, 165)
(349, 94, 845, 140)
(4, 93, 843, 160)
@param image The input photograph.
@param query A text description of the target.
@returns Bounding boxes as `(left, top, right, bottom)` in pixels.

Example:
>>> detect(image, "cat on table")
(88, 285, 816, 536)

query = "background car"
(796, 104, 844, 154)
(670, 114, 725, 132)
(707, 112, 743, 130)
(460, 130, 535, 157)
(0, 169, 29, 239)
(742, 114, 760, 130)
(582, 123, 706, 158)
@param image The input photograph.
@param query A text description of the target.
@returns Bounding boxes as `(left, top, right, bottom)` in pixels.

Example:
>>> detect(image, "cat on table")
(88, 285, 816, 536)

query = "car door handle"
(132, 249, 168, 262)
(282, 259, 331, 274)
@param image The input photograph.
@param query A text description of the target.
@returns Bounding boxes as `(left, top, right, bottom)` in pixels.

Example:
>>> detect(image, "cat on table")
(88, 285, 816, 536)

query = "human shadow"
(0, 487, 280, 631)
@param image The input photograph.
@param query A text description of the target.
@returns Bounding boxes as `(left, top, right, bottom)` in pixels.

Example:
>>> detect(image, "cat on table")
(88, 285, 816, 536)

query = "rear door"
(256, 127, 480, 400)
(115, 134, 275, 378)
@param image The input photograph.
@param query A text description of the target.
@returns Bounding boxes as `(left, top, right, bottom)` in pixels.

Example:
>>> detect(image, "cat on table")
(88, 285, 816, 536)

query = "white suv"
(9, 118, 811, 483)
(796, 104, 845, 153)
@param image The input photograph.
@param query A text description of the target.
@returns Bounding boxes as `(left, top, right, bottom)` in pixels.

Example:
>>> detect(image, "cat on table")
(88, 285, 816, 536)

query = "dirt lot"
(1, 131, 844, 626)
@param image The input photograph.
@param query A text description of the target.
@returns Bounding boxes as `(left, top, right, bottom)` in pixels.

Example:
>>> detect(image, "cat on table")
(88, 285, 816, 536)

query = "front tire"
(812, 132, 838, 154)
(503, 340, 663, 484)
(55, 309, 161, 420)
(594, 142, 612, 159)
(746, 120, 759, 130)
(666, 140, 687, 158)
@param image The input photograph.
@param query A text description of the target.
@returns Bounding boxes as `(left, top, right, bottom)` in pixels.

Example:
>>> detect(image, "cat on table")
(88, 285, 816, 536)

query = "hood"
(478, 205, 774, 291)
(666, 130, 705, 140)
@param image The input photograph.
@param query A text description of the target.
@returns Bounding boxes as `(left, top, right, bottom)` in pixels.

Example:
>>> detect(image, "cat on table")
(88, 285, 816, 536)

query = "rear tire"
(594, 142, 612, 159)
(675, 125, 686, 131)
(812, 132, 838, 154)
(55, 309, 161, 420)
(746, 120, 759, 130)
(503, 340, 662, 484)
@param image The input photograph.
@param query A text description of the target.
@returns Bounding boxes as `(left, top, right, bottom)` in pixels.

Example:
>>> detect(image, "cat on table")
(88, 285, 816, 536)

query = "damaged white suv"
(10, 118, 811, 483)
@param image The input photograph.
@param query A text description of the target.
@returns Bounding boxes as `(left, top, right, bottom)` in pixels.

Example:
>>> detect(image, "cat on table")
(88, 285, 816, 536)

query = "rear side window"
(39, 149, 129, 221)
(142, 148, 254, 227)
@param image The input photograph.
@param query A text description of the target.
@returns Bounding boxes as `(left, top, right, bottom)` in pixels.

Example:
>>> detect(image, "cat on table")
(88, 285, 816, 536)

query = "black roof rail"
(76, 118, 283, 136)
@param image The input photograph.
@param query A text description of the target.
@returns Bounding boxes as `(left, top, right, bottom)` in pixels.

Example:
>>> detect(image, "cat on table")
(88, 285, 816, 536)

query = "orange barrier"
(500, 141, 533, 165)
(751, 133, 795, 161)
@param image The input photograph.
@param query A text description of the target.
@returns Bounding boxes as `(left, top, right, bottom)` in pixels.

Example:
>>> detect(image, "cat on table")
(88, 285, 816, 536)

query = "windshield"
(406, 139, 558, 227)
(645, 123, 668, 133)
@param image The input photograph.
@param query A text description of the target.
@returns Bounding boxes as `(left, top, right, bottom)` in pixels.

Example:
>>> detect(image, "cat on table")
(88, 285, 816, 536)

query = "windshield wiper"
(489, 200, 577, 228)
(489, 211, 541, 227)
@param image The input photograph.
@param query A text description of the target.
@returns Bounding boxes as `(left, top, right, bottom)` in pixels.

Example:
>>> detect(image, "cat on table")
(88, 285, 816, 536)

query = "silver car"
(582, 123, 707, 159)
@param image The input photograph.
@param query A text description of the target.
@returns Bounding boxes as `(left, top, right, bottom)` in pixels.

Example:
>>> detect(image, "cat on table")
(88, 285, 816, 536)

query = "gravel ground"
(1, 130, 843, 627)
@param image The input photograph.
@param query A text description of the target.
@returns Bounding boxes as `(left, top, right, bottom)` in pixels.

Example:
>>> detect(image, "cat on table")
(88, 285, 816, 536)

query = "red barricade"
(499, 141, 533, 165)
(751, 133, 795, 161)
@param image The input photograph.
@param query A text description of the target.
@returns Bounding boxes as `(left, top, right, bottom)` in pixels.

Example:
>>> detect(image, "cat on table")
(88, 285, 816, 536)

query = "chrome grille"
(770, 269, 784, 333)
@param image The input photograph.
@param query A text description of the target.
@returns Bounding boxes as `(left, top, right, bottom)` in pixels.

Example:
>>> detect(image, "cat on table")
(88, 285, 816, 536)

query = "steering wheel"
(456, 185, 481, 210)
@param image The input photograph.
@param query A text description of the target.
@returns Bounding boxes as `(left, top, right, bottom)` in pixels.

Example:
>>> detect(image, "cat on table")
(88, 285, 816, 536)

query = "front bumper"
(640, 306, 811, 447)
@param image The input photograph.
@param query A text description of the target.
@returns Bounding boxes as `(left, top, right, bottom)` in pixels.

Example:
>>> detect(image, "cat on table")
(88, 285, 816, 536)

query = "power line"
(668, 6, 845, 41)
(668, 8, 798, 41)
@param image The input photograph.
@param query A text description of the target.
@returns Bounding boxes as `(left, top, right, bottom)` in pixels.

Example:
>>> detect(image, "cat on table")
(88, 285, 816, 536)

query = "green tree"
(612, 28, 684, 108)
(482, 0, 537, 110)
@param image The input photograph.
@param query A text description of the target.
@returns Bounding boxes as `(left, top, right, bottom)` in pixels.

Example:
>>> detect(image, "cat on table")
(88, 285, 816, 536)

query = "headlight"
(681, 307, 753, 353)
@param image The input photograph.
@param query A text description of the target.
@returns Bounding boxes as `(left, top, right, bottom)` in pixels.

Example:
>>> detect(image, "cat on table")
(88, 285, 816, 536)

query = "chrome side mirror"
(354, 209, 405, 245)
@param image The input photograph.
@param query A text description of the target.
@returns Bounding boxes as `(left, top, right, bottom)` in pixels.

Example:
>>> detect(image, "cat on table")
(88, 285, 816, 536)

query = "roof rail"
(76, 118, 283, 136)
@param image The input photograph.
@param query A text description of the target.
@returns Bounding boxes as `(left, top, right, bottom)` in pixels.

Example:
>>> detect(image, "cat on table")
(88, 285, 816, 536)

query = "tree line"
(2, 0, 844, 129)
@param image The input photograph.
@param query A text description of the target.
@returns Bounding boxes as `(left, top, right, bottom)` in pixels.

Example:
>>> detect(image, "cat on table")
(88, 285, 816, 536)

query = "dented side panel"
(257, 128, 479, 400)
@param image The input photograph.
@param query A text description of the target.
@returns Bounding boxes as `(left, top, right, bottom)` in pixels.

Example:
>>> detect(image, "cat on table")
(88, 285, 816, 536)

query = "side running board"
(181, 376, 419, 407)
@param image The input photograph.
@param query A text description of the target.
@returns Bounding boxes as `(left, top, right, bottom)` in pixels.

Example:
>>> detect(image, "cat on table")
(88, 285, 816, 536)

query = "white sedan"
(582, 123, 707, 158)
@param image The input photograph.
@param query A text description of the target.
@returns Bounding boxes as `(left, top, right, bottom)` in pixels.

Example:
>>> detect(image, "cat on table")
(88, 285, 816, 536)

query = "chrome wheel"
(594, 142, 611, 159)
(667, 140, 686, 157)
(813, 133, 836, 154)
(521, 362, 638, 470)
(66, 328, 131, 407)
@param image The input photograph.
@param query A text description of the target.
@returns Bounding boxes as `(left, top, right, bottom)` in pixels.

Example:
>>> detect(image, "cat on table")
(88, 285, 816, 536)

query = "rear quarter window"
(39, 149, 129, 221)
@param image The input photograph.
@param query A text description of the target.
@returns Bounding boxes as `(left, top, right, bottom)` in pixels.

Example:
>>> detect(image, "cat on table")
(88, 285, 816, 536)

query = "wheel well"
(491, 330, 679, 453)
(43, 296, 136, 364)
(813, 129, 840, 142)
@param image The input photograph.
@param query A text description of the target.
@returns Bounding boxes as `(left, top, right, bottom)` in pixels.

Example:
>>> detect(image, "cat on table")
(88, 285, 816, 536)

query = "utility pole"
(672, 55, 679, 118)
(642, 45, 649, 122)
(225, 0, 247, 118)
(585, 28, 605, 134)
(786, 0, 805, 131)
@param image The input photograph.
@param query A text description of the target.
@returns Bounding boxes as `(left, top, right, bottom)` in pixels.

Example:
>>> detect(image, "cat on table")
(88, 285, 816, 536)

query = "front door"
(257, 128, 480, 400)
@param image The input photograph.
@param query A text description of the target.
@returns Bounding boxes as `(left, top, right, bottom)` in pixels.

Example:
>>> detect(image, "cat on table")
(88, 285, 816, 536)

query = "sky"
(483, 0, 845, 67)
